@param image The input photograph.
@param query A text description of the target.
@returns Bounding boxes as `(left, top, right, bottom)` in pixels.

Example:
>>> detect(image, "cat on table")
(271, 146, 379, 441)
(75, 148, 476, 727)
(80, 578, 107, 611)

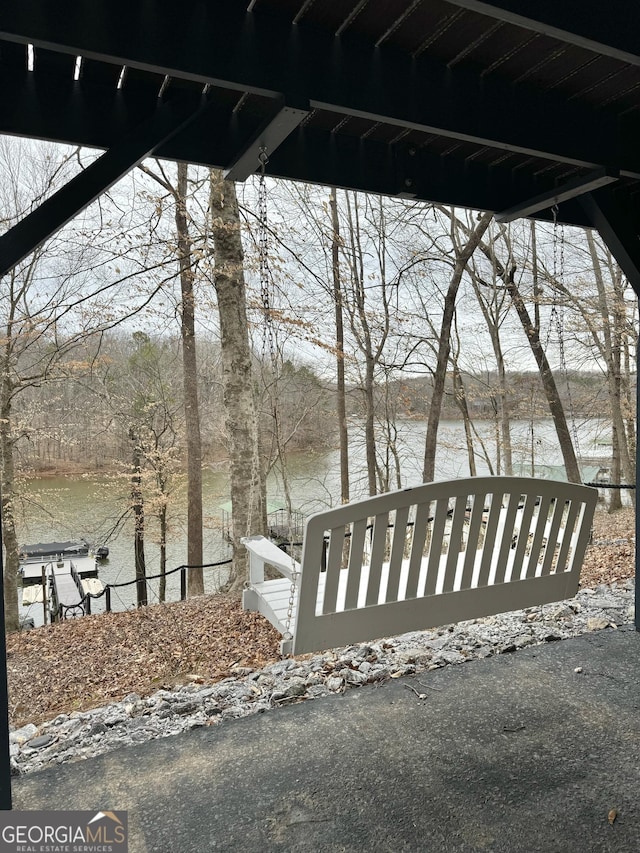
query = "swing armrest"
(241, 536, 301, 584)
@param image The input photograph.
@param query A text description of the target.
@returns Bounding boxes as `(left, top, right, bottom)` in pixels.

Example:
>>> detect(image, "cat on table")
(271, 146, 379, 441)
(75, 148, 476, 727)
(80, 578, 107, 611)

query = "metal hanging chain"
(258, 148, 276, 362)
(545, 204, 560, 353)
(257, 148, 298, 648)
(548, 205, 581, 462)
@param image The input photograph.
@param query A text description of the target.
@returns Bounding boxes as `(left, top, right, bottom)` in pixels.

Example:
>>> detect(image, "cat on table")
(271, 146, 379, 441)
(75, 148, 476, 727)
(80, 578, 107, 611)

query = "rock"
(272, 677, 307, 701)
(368, 665, 391, 682)
(123, 692, 141, 704)
(395, 648, 432, 666)
(171, 701, 201, 716)
(265, 659, 298, 676)
(439, 650, 466, 665)
(27, 735, 57, 750)
(588, 597, 623, 610)
(549, 605, 574, 621)
(425, 636, 452, 652)
(343, 669, 368, 686)
(103, 711, 128, 727)
(587, 616, 611, 631)
(326, 675, 344, 692)
(10, 724, 37, 745)
(512, 634, 533, 649)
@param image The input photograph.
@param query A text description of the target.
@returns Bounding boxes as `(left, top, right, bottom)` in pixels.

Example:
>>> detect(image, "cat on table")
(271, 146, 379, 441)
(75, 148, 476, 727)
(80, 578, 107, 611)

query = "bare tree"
(138, 161, 204, 595)
(482, 225, 581, 483)
(423, 211, 493, 482)
(467, 242, 513, 474)
(330, 188, 350, 504)
(208, 169, 265, 591)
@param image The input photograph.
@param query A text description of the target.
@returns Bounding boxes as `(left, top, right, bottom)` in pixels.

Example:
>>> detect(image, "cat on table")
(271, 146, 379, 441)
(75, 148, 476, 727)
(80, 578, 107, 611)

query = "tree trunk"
(468, 223, 580, 484)
(330, 188, 350, 504)
(0, 386, 20, 633)
(468, 265, 513, 475)
(209, 169, 264, 591)
(130, 430, 147, 607)
(175, 163, 204, 595)
(586, 232, 634, 508)
(497, 356, 513, 475)
(344, 193, 383, 496)
(452, 364, 477, 476)
(504, 273, 581, 483)
(363, 355, 377, 495)
(159, 501, 167, 603)
(423, 212, 493, 482)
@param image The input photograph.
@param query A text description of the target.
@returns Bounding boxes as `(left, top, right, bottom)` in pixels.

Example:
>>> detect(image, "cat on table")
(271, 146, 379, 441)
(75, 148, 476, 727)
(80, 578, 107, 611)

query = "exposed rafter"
(444, 0, 640, 67)
(494, 167, 619, 223)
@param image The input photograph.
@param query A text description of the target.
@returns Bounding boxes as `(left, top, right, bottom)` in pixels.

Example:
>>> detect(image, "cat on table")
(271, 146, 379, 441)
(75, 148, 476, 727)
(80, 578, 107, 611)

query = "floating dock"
(20, 541, 103, 623)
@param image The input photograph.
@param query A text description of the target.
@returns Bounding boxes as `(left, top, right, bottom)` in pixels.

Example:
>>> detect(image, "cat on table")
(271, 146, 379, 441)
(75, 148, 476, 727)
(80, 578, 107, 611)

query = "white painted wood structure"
(242, 477, 598, 656)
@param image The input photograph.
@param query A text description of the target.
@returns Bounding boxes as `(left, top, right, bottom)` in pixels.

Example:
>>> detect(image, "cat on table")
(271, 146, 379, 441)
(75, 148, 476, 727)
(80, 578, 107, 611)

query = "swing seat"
(242, 476, 597, 656)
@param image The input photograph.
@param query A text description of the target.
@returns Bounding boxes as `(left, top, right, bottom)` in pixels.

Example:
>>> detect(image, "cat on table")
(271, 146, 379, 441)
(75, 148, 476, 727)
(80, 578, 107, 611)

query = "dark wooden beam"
(495, 167, 619, 223)
(1, 2, 639, 179)
(0, 92, 212, 277)
(261, 127, 597, 229)
(0, 72, 617, 229)
(445, 0, 640, 68)
(224, 99, 309, 182)
(579, 189, 640, 295)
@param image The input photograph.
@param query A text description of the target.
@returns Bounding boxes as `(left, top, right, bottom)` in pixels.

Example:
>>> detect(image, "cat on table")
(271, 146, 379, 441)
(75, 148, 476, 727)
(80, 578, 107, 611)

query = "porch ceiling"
(1, 1, 640, 231)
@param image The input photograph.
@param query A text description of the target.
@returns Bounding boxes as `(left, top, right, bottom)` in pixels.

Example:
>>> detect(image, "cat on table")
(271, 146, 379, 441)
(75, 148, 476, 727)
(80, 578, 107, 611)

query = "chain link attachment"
(548, 203, 581, 461)
(256, 145, 299, 653)
(283, 560, 299, 641)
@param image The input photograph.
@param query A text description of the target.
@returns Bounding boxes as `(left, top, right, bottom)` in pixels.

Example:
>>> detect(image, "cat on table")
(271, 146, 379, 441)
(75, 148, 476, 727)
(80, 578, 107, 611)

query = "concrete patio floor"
(12, 625, 640, 852)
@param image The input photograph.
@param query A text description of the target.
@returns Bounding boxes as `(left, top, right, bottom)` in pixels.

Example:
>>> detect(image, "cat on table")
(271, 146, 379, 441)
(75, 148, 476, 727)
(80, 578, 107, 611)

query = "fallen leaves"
(580, 507, 635, 590)
(6, 593, 281, 728)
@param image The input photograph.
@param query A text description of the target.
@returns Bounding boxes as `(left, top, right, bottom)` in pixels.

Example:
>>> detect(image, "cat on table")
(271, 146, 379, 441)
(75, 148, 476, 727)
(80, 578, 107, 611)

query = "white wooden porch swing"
(242, 476, 597, 655)
(242, 158, 597, 657)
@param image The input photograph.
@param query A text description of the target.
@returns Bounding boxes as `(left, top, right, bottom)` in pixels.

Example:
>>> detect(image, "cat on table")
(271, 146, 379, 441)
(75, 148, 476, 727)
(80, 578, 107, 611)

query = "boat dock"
(20, 541, 102, 623)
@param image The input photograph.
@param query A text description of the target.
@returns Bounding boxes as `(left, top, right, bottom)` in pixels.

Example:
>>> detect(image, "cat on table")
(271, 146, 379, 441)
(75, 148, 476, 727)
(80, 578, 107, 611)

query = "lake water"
(16, 417, 614, 622)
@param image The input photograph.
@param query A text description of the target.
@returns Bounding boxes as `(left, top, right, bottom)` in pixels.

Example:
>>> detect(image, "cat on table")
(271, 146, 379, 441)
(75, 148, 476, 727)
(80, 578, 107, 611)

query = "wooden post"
(41, 566, 48, 626)
(180, 568, 187, 601)
(105, 587, 111, 613)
